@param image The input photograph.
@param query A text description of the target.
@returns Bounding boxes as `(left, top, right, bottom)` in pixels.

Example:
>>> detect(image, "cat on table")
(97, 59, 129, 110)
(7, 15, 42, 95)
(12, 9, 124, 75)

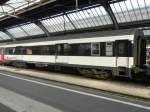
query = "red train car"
(0, 48, 4, 63)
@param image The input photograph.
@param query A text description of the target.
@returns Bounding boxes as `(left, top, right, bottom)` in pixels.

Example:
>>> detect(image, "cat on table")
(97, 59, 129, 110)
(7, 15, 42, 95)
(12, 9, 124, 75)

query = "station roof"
(0, 0, 42, 18)
(0, 0, 150, 42)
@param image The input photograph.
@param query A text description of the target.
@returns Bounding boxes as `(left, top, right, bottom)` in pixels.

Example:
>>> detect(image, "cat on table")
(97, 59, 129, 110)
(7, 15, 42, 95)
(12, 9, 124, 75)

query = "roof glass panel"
(0, 0, 41, 18)
(41, 15, 75, 33)
(40, 5, 112, 33)
(0, 31, 11, 40)
(67, 6, 112, 29)
(0, 38, 3, 40)
(143, 29, 150, 35)
(110, 0, 150, 23)
(7, 27, 28, 38)
(21, 23, 45, 36)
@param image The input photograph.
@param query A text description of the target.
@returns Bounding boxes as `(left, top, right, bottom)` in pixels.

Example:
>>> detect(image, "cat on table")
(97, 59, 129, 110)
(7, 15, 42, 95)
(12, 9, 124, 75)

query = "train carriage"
(0, 29, 149, 80)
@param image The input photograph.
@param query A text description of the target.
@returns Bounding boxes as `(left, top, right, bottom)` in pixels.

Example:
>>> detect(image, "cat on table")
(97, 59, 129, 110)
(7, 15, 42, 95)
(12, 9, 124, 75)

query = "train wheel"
(92, 69, 112, 80)
(77, 68, 94, 78)
(12, 62, 27, 68)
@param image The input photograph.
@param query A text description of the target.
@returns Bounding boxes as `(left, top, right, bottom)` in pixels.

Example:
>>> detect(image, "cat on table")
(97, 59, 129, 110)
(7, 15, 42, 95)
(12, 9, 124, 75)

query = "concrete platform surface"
(0, 103, 16, 112)
(0, 66, 149, 100)
(0, 87, 63, 112)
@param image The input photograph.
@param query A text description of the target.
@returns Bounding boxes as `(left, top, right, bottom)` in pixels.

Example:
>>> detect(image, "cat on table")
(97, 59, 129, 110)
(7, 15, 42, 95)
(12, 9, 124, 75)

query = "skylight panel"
(41, 15, 75, 33)
(0, 37, 3, 40)
(110, 0, 150, 23)
(67, 6, 112, 29)
(143, 29, 150, 35)
(0, 0, 42, 18)
(0, 31, 11, 40)
(40, 5, 112, 32)
(21, 23, 45, 36)
(7, 27, 28, 38)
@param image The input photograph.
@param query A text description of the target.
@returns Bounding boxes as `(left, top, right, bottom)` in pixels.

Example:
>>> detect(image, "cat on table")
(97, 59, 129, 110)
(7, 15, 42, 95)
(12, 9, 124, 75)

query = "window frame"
(105, 42, 113, 56)
(91, 42, 100, 56)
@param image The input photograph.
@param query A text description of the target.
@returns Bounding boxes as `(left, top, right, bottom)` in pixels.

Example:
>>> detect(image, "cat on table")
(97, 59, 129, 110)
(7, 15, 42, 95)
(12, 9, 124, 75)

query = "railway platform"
(0, 103, 16, 112)
(0, 66, 149, 100)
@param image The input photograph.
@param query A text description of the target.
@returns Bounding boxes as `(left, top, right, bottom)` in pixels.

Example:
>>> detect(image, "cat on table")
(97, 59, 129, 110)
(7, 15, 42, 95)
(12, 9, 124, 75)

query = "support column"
(103, 3, 119, 30)
(3, 29, 15, 41)
(64, 12, 77, 30)
(34, 20, 51, 37)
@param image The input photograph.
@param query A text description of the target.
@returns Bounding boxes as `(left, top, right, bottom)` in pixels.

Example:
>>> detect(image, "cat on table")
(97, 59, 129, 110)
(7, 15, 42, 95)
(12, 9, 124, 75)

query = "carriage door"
(115, 40, 130, 76)
(55, 44, 69, 64)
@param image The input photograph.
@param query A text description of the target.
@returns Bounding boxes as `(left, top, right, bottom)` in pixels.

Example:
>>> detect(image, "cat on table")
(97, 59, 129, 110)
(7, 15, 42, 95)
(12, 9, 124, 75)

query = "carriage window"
(56, 44, 70, 55)
(106, 42, 113, 56)
(27, 48, 32, 55)
(118, 43, 125, 55)
(8, 48, 15, 54)
(70, 43, 91, 56)
(12, 48, 15, 54)
(15, 47, 22, 55)
(7, 48, 16, 55)
(57, 44, 64, 55)
(32, 46, 41, 55)
(79, 43, 91, 56)
(70, 44, 79, 55)
(49, 45, 55, 55)
(5, 48, 9, 54)
(22, 47, 27, 55)
(40, 46, 49, 55)
(64, 44, 71, 55)
(91, 43, 100, 56)
(116, 40, 130, 57)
